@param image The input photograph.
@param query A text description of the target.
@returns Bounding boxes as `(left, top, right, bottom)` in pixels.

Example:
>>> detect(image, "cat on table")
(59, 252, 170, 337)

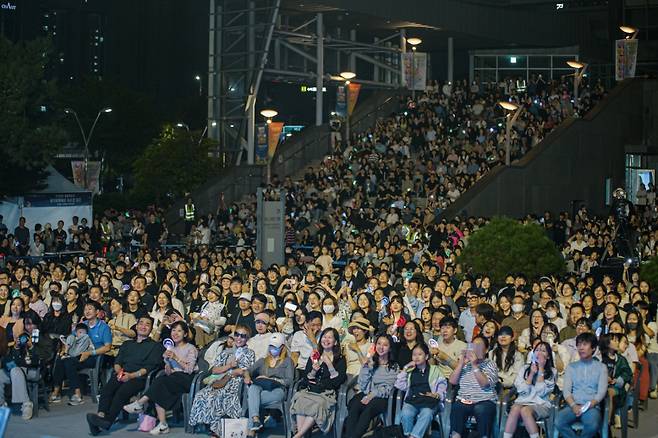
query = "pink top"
(165, 342, 199, 374)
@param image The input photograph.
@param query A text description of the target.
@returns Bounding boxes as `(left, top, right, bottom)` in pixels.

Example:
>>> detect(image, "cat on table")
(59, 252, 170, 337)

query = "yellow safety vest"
(185, 204, 195, 221)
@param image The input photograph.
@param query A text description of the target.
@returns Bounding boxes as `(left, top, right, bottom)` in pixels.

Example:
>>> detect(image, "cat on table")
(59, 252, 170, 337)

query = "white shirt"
(291, 330, 316, 369)
(247, 333, 272, 361)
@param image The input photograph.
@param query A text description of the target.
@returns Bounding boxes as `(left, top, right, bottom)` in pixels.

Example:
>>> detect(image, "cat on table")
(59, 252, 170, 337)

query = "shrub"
(459, 216, 565, 284)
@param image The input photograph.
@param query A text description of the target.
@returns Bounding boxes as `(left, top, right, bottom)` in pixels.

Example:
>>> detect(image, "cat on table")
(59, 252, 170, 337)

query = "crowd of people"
(0, 74, 656, 438)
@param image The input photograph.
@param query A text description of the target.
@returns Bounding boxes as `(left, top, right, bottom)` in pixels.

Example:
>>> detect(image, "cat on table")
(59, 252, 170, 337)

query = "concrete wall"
(441, 79, 655, 219)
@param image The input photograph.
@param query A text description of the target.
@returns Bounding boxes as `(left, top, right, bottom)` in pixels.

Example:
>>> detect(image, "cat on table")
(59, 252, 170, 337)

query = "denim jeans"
(398, 402, 438, 438)
(555, 406, 601, 438)
(647, 352, 658, 391)
(247, 384, 286, 428)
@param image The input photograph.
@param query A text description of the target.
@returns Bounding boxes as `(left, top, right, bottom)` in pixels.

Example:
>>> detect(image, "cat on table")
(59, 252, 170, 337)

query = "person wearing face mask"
(544, 301, 566, 331)
(501, 295, 530, 339)
(244, 333, 294, 435)
(42, 297, 72, 342)
(188, 324, 255, 436)
(321, 296, 341, 331)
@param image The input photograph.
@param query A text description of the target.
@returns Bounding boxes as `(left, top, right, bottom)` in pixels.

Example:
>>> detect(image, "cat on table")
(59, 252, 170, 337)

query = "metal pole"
(412, 48, 416, 100)
(345, 85, 350, 145)
(400, 29, 406, 87)
(246, 0, 256, 165)
(315, 13, 323, 126)
(505, 116, 511, 166)
(349, 29, 356, 73)
(447, 37, 454, 84)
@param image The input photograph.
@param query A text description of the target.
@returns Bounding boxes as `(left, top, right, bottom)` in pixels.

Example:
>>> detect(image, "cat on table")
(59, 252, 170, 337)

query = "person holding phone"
(449, 335, 499, 438)
(502, 341, 556, 438)
(395, 342, 447, 438)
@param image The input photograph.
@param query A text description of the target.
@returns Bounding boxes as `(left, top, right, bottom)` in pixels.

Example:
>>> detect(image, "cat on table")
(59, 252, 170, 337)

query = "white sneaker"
(68, 395, 84, 406)
(21, 401, 33, 420)
(650, 390, 658, 399)
(149, 422, 170, 435)
(122, 401, 144, 414)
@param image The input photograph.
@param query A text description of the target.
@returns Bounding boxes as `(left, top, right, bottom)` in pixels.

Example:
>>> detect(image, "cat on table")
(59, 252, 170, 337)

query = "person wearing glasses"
(188, 324, 255, 437)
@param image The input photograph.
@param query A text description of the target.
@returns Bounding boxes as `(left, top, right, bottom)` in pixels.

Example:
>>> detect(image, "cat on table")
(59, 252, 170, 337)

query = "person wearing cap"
(224, 291, 256, 335)
(344, 316, 374, 376)
(244, 333, 294, 434)
(190, 286, 227, 348)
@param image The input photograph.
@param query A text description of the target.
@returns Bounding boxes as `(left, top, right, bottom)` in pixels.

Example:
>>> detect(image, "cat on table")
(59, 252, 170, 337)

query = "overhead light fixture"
(101, 107, 112, 113)
(510, 56, 517, 64)
(407, 37, 422, 46)
(619, 25, 639, 39)
(499, 101, 519, 111)
(260, 109, 278, 119)
(339, 71, 356, 80)
(566, 60, 584, 69)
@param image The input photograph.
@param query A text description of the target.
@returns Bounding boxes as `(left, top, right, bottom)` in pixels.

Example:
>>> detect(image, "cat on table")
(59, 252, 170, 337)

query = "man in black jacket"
(87, 315, 164, 434)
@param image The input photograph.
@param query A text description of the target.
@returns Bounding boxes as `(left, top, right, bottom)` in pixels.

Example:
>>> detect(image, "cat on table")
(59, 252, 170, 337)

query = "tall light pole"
(194, 75, 202, 96)
(498, 101, 522, 166)
(64, 107, 112, 190)
(260, 109, 278, 184)
(566, 60, 587, 110)
(407, 37, 422, 100)
(339, 71, 356, 144)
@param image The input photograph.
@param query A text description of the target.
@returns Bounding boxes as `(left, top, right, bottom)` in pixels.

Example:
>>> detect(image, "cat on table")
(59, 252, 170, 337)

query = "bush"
(459, 216, 565, 284)
(640, 257, 658, 291)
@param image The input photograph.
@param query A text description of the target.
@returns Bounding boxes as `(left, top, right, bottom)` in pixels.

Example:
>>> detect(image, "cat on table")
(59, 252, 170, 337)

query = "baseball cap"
(269, 333, 286, 348)
(239, 292, 252, 301)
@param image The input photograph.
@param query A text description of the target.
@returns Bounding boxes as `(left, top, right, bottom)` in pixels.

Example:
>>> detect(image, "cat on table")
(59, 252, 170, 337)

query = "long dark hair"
(493, 332, 519, 372)
(318, 327, 342, 360)
(372, 334, 398, 371)
(523, 341, 555, 382)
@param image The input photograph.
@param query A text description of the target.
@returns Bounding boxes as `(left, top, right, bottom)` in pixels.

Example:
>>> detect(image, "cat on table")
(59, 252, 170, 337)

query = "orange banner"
(347, 83, 361, 116)
(267, 122, 284, 159)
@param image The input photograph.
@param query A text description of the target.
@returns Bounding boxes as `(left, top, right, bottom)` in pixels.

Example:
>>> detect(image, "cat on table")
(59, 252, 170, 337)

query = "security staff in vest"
(184, 198, 196, 236)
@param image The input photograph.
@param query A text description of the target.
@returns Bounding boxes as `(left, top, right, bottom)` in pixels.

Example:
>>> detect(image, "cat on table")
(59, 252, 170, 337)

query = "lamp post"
(260, 109, 278, 184)
(194, 75, 202, 96)
(406, 37, 422, 100)
(339, 71, 356, 145)
(64, 106, 112, 190)
(566, 60, 587, 110)
(620, 25, 639, 40)
(498, 101, 522, 166)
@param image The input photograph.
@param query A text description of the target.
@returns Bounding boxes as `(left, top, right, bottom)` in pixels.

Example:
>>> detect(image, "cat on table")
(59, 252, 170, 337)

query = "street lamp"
(194, 75, 202, 96)
(406, 37, 422, 100)
(176, 122, 190, 131)
(339, 71, 356, 143)
(566, 60, 588, 109)
(498, 101, 522, 166)
(620, 25, 639, 40)
(64, 106, 112, 190)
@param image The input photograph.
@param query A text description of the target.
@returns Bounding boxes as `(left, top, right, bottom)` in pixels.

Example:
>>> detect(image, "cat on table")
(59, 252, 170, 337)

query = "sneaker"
(149, 422, 170, 435)
(614, 414, 622, 429)
(21, 401, 33, 420)
(49, 394, 61, 403)
(68, 395, 84, 406)
(650, 390, 658, 399)
(123, 401, 144, 414)
(250, 418, 262, 431)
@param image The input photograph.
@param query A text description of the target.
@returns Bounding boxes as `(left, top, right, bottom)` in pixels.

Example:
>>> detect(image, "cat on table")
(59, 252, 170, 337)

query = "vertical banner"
(335, 85, 347, 117)
(255, 124, 268, 164)
(347, 83, 361, 116)
(615, 39, 638, 81)
(267, 122, 284, 159)
(71, 160, 101, 194)
(401, 52, 428, 90)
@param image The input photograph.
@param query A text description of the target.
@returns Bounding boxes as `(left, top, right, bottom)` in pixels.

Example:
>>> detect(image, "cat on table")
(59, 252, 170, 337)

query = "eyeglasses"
(234, 333, 249, 339)
(255, 320, 267, 325)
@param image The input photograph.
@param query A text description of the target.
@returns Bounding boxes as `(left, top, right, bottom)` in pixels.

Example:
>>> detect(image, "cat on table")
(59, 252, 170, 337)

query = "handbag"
(220, 417, 249, 438)
(137, 413, 157, 432)
(252, 377, 283, 391)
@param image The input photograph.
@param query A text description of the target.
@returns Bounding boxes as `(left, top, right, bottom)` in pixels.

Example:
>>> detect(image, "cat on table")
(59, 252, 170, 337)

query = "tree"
(0, 37, 67, 196)
(132, 125, 216, 205)
(459, 216, 565, 284)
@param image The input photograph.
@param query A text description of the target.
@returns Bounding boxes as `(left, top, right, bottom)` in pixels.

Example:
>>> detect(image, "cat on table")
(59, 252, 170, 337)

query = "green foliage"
(459, 216, 565, 284)
(131, 125, 217, 205)
(0, 36, 67, 196)
(640, 257, 658, 291)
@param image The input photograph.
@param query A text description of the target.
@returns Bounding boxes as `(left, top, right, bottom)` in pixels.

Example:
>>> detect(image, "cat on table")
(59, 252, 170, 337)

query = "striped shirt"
(456, 359, 498, 403)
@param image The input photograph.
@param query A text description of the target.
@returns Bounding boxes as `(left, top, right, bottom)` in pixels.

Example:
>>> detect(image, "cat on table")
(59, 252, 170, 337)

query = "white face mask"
(322, 305, 335, 314)
(511, 304, 524, 313)
(52, 302, 63, 311)
(546, 310, 557, 319)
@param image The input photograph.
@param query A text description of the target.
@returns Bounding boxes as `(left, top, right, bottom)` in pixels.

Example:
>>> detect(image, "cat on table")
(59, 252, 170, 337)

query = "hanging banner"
(335, 85, 347, 117)
(615, 39, 638, 81)
(347, 83, 361, 116)
(71, 160, 101, 194)
(267, 122, 284, 159)
(255, 124, 268, 164)
(401, 52, 427, 91)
